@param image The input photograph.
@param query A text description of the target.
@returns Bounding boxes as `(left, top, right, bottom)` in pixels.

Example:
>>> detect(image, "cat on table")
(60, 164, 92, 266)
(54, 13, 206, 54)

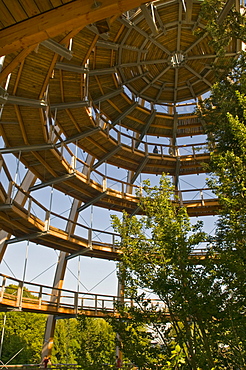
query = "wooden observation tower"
(0, 0, 242, 358)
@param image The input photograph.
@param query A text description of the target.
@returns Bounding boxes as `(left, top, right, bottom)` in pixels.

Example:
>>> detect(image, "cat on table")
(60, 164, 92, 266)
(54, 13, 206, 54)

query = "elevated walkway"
(0, 121, 211, 213)
(0, 269, 209, 317)
(0, 166, 218, 259)
(0, 273, 165, 317)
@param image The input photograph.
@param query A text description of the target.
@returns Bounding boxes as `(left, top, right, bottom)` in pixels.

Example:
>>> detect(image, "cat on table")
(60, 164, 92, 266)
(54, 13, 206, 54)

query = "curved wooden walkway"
(1, 114, 210, 204)
(0, 273, 166, 318)
(0, 180, 218, 260)
(0, 155, 218, 260)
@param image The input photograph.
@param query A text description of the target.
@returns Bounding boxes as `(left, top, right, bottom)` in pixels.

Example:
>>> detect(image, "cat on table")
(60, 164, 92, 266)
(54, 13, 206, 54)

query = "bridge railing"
(1, 159, 216, 253)
(0, 364, 81, 370)
(0, 273, 168, 316)
(0, 363, 139, 370)
(0, 273, 117, 314)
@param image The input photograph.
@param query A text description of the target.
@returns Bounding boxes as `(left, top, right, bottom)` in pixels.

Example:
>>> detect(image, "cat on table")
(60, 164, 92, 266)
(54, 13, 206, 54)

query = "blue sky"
(0, 97, 217, 300)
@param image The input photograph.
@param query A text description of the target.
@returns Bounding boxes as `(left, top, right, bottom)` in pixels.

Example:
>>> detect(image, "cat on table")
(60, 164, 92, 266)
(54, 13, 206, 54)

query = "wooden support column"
(0, 170, 36, 262)
(42, 152, 93, 359)
(41, 198, 81, 359)
(0, 231, 9, 262)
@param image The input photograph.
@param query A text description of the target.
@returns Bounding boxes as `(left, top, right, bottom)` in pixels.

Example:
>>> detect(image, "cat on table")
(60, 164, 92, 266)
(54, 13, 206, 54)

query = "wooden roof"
(0, 0, 240, 241)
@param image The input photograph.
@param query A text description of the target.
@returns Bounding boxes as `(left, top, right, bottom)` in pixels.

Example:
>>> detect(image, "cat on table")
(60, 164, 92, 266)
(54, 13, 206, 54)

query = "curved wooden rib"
(0, 0, 149, 56)
(0, 170, 219, 263)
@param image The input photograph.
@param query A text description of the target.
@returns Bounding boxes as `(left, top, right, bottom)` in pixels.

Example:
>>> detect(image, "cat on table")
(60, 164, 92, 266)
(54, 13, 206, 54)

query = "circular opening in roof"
(170, 52, 185, 67)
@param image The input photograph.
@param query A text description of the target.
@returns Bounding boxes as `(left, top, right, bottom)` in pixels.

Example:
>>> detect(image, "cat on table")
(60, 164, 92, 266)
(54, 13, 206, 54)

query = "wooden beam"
(92, 145, 122, 170)
(130, 156, 149, 184)
(39, 108, 49, 143)
(65, 109, 82, 132)
(0, 45, 37, 83)
(136, 109, 156, 146)
(0, 0, 147, 56)
(31, 151, 57, 177)
(217, 0, 235, 24)
(12, 60, 25, 95)
(14, 105, 29, 145)
(140, 4, 158, 36)
(185, 0, 193, 22)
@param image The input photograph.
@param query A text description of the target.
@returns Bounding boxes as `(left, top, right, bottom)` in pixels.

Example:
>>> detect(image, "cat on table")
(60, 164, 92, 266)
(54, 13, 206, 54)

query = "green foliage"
(197, 52, 246, 368)
(108, 310, 167, 369)
(0, 311, 46, 364)
(52, 318, 80, 364)
(198, 0, 246, 55)
(5, 284, 39, 299)
(76, 316, 116, 370)
(0, 290, 117, 369)
(111, 176, 233, 369)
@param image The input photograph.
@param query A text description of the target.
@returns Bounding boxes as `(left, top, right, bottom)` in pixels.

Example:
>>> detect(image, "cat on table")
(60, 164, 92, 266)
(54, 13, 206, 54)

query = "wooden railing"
(1, 156, 216, 250)
(0, 274, 120, 316)
(1, 365, 81, 370)
(0, 274, 169, 316)
(0, 149, 217, 259)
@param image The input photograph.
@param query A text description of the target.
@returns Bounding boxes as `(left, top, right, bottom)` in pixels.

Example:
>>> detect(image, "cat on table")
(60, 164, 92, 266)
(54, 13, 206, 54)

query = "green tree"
(108, 309, 169, 369)
(198, 54, 246, 368)
(52, 318, 80, 364)
(111, 176, 244, 369)
(198, 0, 246, 55)
(76, 316, 116, 370)
(0, 311, 46, 364)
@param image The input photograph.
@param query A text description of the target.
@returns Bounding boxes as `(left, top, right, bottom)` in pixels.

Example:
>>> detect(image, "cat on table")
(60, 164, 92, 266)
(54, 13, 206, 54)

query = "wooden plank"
(49, 0, 64, 6)
(0, 2, 15, 27)
(35, 0, 62, 13)
(3, 0, 28, 23)
(17, 0, 41, 17)
(0, 0, 148, 56)
(0, 45, 37, 84)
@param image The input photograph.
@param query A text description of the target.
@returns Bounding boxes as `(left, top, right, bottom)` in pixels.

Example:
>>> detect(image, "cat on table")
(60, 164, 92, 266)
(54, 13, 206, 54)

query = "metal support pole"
(0, 315, 6, 359)
(19, 240, 29, 310)
(116, 263, 124, 366)
(11, 151, 21, 200)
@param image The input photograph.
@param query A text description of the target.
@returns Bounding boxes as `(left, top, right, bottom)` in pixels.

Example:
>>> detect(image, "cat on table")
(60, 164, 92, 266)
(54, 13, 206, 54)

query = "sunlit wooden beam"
(140, 4, 158, 36)
(217, 0, 235, 24)
(92, 145, 122, 170)
(130, 156, 149, 183)
(0, 0, 148, 56)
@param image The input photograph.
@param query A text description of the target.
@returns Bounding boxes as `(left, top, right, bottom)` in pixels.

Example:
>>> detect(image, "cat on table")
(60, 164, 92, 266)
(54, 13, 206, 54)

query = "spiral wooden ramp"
(0, 0, 241, 357)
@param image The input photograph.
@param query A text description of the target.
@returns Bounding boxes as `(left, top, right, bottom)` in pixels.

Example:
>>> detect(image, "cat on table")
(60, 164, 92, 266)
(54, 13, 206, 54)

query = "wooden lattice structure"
(0, 0, 242, 358)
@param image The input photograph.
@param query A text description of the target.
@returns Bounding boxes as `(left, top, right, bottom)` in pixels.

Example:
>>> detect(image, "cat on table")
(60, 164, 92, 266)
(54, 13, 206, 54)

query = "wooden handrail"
(0, 273, 167, 316)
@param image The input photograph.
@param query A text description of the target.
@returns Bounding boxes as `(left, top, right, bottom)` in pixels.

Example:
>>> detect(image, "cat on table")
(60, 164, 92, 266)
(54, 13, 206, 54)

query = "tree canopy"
(108, 6, 246, 368)
(0, 310, 116, 368)
(0, 311, 46, 365)
(111, 169, 246, 368)
(197, 53, 246, 368)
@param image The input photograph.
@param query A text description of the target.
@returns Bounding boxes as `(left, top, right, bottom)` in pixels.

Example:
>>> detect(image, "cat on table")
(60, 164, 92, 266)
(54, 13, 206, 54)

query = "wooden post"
(0, 276, 6, 302)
